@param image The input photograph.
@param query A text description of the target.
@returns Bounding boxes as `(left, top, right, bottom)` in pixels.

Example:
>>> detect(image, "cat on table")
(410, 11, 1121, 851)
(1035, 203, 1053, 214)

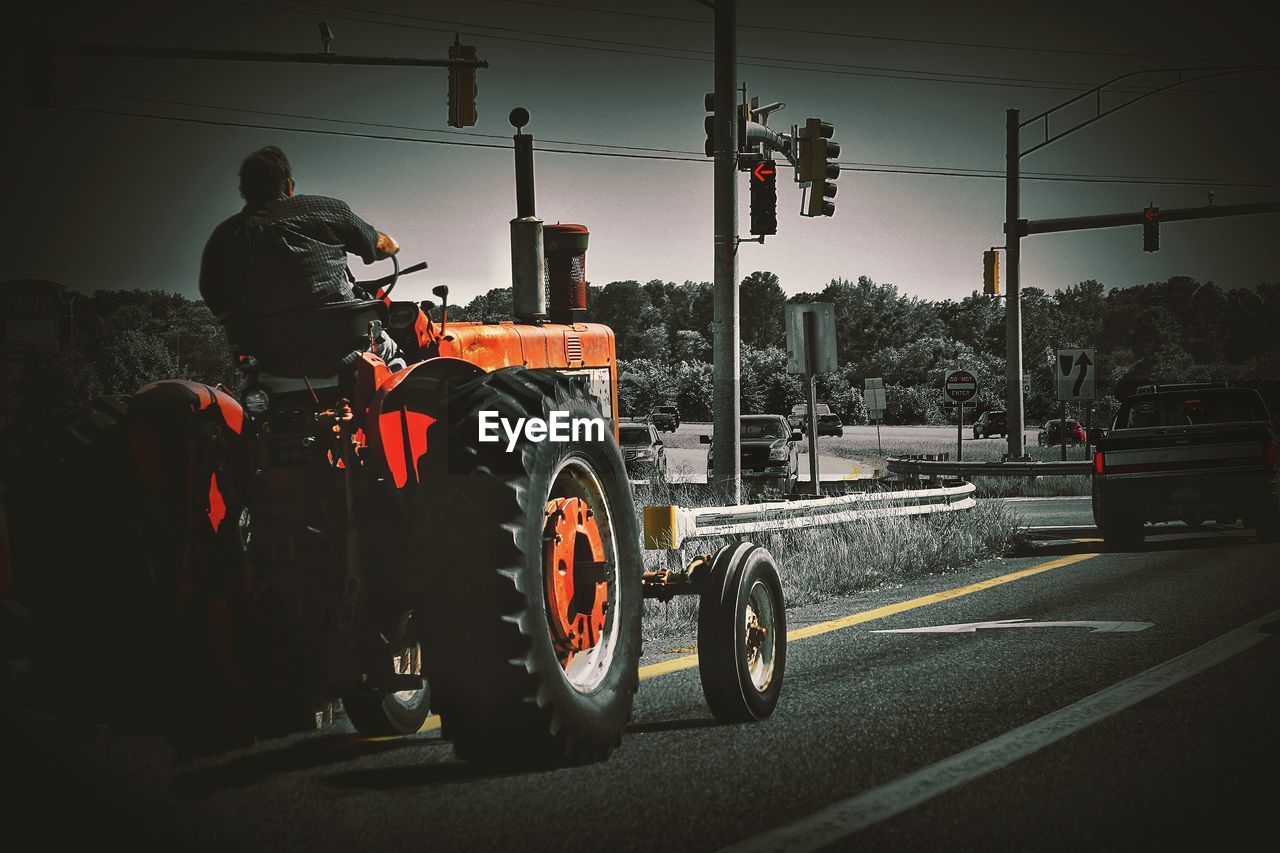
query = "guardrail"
(642, 481, 976, 550)
(887, 456, 1091, 477)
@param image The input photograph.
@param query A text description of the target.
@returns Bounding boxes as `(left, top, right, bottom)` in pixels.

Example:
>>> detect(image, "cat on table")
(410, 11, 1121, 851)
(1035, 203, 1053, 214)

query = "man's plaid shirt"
(199, 194, 380, 319)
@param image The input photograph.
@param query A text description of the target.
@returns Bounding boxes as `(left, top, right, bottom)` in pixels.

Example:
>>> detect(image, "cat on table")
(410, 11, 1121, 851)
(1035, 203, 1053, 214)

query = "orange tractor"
(2, 109, 785, 762)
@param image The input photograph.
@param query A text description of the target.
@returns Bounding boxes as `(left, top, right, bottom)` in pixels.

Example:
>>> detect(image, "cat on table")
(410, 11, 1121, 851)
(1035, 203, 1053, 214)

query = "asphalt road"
(6, 507, 1279, 852)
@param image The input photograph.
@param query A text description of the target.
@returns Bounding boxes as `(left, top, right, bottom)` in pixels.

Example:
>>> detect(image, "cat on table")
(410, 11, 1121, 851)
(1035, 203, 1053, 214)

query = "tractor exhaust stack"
(509, 107, 546, 323)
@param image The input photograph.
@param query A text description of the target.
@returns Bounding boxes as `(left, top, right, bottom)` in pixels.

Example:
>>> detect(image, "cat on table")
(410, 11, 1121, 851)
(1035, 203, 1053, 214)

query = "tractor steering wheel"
(351, 253, 400, 300)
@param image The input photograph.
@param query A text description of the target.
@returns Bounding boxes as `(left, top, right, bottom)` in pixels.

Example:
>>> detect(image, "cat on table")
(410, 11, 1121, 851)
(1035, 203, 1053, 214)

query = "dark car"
(973, 410, 1007, 439)
(816, 413, 843, 437)
(650, 405, 680, 432)
(1038, 418, 1086, 446)
(703, 414, 801, 493)
(620, 421, 666, 480)
(788, 402, 832, 434)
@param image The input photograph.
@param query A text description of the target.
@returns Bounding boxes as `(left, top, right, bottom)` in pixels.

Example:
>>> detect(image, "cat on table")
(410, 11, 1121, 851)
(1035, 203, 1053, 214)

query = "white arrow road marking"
(872, 618, 1152, 634)
(720, 607, 1278, 853)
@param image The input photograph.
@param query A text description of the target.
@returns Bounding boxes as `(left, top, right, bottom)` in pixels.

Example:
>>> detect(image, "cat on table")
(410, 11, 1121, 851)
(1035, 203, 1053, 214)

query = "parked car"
(788, 402, 832, 434)
(973, 410, 1007, 439)
(620, 421, 667, 480)
(649, 405, 680, 432)
(816, 413, 844, 437)
(703, 414, 801, 493)
(1038, 418, 1086, 446)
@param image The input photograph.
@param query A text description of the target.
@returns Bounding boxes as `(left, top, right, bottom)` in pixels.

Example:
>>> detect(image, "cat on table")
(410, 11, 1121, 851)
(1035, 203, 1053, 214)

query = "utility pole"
(711, 0, 741, 503)
(1004, 108, 1024, 458)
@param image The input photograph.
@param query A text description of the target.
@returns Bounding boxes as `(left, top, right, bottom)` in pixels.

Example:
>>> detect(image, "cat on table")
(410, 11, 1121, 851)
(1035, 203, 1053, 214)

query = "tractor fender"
(366, 357, 485, 492)
(127, 380, 248, 539)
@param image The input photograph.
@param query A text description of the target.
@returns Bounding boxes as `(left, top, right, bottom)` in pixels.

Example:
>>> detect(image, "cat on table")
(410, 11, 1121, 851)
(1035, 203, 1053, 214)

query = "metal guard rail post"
(642, 481, 976, 550)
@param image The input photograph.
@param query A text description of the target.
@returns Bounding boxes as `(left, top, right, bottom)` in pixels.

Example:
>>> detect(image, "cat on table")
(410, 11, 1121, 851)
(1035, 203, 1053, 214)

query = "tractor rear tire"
(697, 543, 786, 723)
(413, 368, 642, 765)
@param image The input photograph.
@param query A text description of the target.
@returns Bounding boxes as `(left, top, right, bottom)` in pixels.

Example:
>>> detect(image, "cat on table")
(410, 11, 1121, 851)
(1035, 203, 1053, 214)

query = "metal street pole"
(804, 311, 820, 495)
(711, 0, 741, 503)
(1005, 108, 1025, 459)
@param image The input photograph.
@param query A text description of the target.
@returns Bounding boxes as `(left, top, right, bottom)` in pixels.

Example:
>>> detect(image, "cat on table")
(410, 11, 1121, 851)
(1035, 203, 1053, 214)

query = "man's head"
(238, 146, 294, 205)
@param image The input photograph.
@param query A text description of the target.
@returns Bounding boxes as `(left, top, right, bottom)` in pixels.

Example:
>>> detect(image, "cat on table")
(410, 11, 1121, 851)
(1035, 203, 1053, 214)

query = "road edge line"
(719, 607, 1279, 853)
(638, 550, 1099, 681)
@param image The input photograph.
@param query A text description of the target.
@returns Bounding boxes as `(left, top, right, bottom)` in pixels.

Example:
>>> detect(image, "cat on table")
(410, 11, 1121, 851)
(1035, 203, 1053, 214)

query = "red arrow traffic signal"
(753, 161, 776, 182)
(1143, 207, 1159, 222)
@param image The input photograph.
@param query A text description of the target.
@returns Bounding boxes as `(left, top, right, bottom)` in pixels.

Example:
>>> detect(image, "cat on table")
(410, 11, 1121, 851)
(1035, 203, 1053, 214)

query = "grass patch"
(635, 488, 1026, 638)
(971, 474, 1091, 498)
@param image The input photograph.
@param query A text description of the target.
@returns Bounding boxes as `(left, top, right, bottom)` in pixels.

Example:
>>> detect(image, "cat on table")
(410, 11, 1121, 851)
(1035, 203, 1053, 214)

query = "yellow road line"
(842, 463, 863, 481)
(638, 549, 1099, 680)
(364, 549, 1100, 739)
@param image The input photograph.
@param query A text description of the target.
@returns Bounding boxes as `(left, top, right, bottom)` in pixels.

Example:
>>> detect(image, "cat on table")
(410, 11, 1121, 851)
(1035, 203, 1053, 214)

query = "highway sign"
(864, 377, 886, 415)
(785, 303, 838, 374)
(1056, 348, 1096, 401)
(943, 368, 977, 402)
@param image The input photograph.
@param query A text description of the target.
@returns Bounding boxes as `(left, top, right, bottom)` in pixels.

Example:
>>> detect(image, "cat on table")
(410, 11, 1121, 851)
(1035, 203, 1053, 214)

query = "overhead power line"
(478, 0, 1227, 63)
(62, 93, 1280, 188)
(222, 0, 1271, 96)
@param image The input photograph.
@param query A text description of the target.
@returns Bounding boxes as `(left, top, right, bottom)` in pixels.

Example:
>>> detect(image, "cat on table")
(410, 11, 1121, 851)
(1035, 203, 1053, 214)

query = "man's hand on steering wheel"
(375, 232, 400, 260)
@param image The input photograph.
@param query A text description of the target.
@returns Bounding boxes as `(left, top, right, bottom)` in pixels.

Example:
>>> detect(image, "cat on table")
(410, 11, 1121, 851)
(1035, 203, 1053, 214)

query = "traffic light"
(749, 158, 777, 236)
(1142, 206, 1160, 252)
(801, 118, 839, 217)
(447, 41, 478, 128)
(983, 249, 1000, 295)
(703, 92, 715, 157)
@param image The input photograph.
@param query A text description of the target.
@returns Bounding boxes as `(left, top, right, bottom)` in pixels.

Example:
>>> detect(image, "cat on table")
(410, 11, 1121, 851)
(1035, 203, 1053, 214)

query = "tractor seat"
(224, 299, 389, 377)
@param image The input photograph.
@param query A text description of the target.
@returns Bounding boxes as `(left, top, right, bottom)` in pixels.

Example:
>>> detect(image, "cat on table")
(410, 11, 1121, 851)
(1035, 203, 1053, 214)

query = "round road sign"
(944, 369, 978, 402)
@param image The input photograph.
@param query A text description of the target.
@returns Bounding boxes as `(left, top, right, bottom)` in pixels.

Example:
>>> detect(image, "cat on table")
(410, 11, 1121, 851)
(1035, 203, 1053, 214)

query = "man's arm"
(375, 232, 400, 259)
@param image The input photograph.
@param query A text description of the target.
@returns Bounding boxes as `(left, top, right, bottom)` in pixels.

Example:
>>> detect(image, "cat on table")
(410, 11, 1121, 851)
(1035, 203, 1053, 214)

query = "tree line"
(8, 272, 1279, 438)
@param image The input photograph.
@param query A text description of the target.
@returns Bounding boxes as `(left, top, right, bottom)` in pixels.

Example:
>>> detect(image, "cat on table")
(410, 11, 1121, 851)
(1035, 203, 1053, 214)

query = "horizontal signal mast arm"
(44, 44, 489, 68)
(1012, 201, 1280, 236)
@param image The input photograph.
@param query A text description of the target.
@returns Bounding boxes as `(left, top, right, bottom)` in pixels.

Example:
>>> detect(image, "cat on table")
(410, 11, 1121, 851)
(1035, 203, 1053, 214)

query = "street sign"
(785, 303, 838, 374)
(1056, 348, 1096, 401)
(864, 377, 886, 416)
(943, 368, 978, 402)
(1022, 373, 1031, 395)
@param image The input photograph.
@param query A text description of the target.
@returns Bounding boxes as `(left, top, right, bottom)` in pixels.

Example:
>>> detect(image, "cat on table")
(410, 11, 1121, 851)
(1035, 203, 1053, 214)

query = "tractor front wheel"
(698, 543, 786, 722)
(342, 611, 432, 737)
(413, 368, 641, 765)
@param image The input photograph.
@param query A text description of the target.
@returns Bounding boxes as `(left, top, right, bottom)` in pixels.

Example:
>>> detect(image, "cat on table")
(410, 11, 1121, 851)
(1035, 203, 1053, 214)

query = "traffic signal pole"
(711, 0, 741, 503)
(1004, 108, 1025, 459)
(1001, 64, 1273, 462)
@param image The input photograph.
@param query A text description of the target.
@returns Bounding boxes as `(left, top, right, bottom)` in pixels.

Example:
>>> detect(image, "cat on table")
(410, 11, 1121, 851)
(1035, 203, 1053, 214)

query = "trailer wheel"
(698, 543, 786, 722)
(413, 368, 641, 765)
(342, 611, 431, 737)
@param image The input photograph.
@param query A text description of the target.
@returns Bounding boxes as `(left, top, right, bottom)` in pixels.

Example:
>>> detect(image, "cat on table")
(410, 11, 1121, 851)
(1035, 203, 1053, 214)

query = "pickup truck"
(703, 414, 802, 494)
(1091, 383, 1279, 549)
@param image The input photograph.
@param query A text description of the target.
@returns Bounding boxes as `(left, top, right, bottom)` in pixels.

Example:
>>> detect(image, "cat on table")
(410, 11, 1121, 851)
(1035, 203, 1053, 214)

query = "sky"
(4, 0, 1278, 310)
